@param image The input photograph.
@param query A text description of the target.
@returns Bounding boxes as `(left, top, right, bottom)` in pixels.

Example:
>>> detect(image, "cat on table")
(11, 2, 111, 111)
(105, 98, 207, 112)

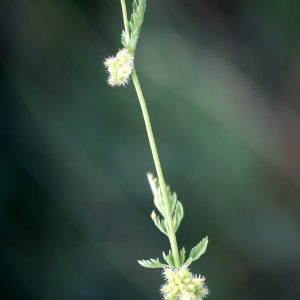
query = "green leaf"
(179, 247, 186, 265)
(185, 237, 208, 267)
(148, 173, 166, 217)
(121, 30, 128, 48)
(162, 250, 175, 267)
(148, 173, 185, 235)
(151, 211, 168, 235)
(190, 237, 208, 260)
(173, 201, 184, 232)
(128, 0, 146, 52)
(137, 258, 167, 268)
(169, 190, 177, 215)
(154, 187, 165, 217)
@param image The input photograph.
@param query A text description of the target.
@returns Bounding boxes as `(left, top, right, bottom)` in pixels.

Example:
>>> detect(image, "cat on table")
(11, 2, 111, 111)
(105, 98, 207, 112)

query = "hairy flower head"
(104, 48, 134, 87)
(161, 266, 209, 300)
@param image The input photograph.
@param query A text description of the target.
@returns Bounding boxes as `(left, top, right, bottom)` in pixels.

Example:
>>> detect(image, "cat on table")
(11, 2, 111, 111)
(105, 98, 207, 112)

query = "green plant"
(104, 1, 209, 299)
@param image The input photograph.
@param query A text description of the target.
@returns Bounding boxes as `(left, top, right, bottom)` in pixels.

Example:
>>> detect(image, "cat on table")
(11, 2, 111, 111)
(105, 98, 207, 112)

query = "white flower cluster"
(104, 49, 134, 87)
(161, 266, 209, 300)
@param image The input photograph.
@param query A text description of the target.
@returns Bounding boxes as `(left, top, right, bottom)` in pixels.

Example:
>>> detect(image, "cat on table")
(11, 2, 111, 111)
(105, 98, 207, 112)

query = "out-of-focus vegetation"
(1, 0, 300, 299)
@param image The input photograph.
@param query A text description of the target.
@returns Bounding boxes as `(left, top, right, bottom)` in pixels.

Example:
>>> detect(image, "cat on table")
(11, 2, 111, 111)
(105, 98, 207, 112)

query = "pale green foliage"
(148, 172, 184, 234)
(163, 250, 175, 268)
(151, 210, 168, 235)
(139, 237, 208, 270)
(179, 248, 186, 265)
(139, 173, 208, 271)
(121, 0, 146, 52)
(138, 258, 167, 268)
(185, 237, 209, 267)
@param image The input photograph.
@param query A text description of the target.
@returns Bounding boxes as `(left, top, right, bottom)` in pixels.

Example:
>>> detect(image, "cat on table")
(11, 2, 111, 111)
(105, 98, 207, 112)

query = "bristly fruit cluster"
(161, 266, 209, 300)
(104, 49, 134, 86)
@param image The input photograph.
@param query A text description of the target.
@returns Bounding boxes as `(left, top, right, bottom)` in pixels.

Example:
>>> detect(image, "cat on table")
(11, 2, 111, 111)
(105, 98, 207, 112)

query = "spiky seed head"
(116, 48, 134, 64)
(178, 266, 190, 279)
(187, 283, 196, 292)
(160, 266, 209, 300)
(163, 267, 176, 281)
(161, 284, 173, 293)
(181, 291, 195, 300)
(104, 48, 134, 87)
(104, 56, 117, 68)
(183, 277, 192, 284)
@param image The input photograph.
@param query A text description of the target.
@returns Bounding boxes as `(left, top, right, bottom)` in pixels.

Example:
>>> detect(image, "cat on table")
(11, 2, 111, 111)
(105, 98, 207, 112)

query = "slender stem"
(120, 0, 180, 269)
(120, 0, 130, 43)
(131, 69, 181, 268)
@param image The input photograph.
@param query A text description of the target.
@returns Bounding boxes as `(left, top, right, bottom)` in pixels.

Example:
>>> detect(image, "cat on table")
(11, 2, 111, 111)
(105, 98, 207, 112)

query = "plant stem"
(131, 69, 181, 269)
(120, 0, 130, 44)
(120, 0, 180, 270)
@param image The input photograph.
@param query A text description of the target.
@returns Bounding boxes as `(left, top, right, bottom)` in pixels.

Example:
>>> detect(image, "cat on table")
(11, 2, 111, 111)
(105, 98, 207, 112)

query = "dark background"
(1, 0, 300, 299)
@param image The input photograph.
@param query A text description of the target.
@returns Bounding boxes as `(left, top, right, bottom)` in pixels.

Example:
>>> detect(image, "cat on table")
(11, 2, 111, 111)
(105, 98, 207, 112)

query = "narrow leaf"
(138, 258, 167, 268)
(148, 173, 165, 217)
(151, 212, 168, 235)
(169, 191, 177, 214)
(179, 247, 186, 265)
(121, 30, 128, 48)
(185, 237, 208, 267)
(184, 257, 193, 267)
(162, 250, 175, 267)
(173, 201, 184, 232)
(128, 0, 146, 51)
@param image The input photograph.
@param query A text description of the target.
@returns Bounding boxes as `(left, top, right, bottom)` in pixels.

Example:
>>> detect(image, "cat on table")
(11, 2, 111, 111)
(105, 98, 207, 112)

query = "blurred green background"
(1, 0, 300, 299)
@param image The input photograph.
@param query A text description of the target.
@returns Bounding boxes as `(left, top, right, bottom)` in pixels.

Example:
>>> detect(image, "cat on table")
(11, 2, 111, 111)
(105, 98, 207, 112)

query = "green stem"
(120, 0, 130, 43)
(131, 69, 180, 269)
(120, 0, 180, 270)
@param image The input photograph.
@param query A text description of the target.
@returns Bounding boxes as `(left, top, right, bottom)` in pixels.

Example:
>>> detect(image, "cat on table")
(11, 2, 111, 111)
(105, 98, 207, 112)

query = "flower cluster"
(104, 48, 134, 87)
(161, 266, 209, 300)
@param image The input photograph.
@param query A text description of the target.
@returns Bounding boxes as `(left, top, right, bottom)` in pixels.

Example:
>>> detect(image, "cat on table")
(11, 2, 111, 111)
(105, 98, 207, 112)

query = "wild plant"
(104, 1, 209, 299)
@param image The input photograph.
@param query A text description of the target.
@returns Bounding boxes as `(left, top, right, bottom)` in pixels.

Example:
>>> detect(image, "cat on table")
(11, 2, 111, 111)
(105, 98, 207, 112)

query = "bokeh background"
(1, 0, 300, 299)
